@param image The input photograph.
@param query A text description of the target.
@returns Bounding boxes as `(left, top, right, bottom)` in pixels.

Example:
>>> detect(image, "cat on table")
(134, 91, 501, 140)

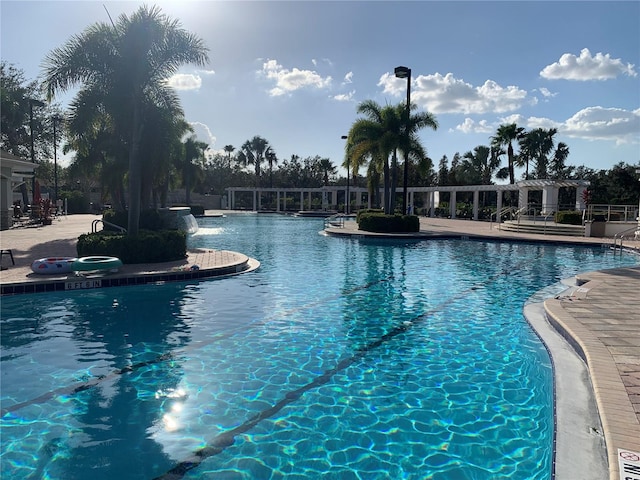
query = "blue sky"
(2, 1, 639, 179)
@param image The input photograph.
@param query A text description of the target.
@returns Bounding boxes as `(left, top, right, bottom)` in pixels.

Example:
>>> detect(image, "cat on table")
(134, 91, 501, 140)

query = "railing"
(490, 206, 516, 230)
(584, 204, 639, 223)
(92, 219, 127, 233)
(324, 214, 345, 229)
(542, 211, 555, 235)
(612, 224, 640, 255)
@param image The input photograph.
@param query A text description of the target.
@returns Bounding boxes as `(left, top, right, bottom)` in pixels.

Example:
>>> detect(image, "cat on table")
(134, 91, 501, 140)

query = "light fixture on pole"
(394, 66, 411, 214)
(52, 114, 62, 204)
(29, 98, 45, 210)
(341, 135, 349, 214)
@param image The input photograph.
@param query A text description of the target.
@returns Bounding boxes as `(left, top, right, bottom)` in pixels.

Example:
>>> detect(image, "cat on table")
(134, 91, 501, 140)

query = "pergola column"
(450, 191, 457, 219)
(575, 185, 587, 211)
(253, 190, 257, 211)
(276, 191, 281, 212)
(496, 190, 503, 223)
(473, 191, 479, 220)
(541, 185, 558, 214)
(518, 188, 529, 211)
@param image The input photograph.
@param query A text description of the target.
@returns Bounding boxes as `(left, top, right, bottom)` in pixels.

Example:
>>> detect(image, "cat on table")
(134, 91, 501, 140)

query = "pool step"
(499, 220, 585, 236)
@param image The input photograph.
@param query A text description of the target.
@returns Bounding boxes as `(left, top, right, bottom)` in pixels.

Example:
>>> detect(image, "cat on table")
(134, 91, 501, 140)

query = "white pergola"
(226, 179, 590, 219)
(0, 150, 36, 230)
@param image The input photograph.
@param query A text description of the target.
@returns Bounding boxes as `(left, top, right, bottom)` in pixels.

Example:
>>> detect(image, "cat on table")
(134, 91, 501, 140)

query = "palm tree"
(265, 145, 278, 188)
(346, 100, 437, 214)
(239, 135, 270, 186)
(491, 123, 524, 185)
(223, 144, 235, 168)
(42, 5, 209, 235)
(318, 158, 337, 186)
(518, 128, 557, 179)
(182, 136, 208, 205)
(549, 142, 571, 179)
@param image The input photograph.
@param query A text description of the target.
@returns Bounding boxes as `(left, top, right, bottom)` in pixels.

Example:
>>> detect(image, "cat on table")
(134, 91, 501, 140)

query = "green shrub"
(358, 212, 419, 233)
(555, 210, 583, 225)
(77, 230, 187, 264)
(356, 209, 383, 223)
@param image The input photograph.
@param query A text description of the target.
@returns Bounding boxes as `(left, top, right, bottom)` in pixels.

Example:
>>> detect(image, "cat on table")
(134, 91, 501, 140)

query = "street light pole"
(29, 99, 45, 209)
(52, 115, 62, 204)
(394, 66, 411, 214)
(341, 135, 349, 214)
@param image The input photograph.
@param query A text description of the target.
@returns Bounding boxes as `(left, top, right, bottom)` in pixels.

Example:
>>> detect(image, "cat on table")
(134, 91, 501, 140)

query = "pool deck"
(1, 212, 639, 479)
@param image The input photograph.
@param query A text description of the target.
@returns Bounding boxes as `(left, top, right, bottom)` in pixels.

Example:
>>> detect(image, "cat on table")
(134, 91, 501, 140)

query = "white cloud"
(189, 121, 217, 147)
(260, 59, 332, 96)
(197, 69, 216, 75)
(333, 90, 355, 102)
(537, 87, 556, 98)
(498, 108, 640, 145)
(166, 74, 202, 91)
(562, 106, 640, 144)
(540, 48, 637, 81)
(453, 118, 493, 134)
(344, 71, 353, 84)
(378, 72, 528, 114)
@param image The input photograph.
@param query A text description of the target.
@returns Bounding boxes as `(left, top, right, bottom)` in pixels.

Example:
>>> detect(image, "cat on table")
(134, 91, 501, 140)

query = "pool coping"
(0, 250, 260, 296)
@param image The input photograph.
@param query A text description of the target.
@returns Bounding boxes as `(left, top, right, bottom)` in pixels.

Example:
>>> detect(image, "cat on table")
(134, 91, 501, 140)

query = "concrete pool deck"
(1, 212, 639, 479)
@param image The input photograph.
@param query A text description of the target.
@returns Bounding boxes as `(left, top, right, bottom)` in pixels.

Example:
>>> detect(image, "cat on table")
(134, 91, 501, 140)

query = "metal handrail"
(92, 219, 127, 233)
(490, 206, 516, 230)
(324, 214, 345, 229)
(612, 224, 640, 255)
(542, 211, 555, 235)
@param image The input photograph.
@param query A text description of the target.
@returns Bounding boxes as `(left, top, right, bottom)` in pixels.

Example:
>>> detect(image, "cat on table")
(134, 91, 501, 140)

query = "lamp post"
(341, 135, 349, 214)
(394, 65, 411, 214)
(29, 99, 45, 209)
(52, 114, 62, 203)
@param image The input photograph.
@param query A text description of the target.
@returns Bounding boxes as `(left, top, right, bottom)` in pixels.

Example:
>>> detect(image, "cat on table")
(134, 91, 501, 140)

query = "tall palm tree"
(318, 158, 337, 186)
(265, 145, 278, 188)
(518, 128, 557, 179)
(42, 5, 209, 235)
(491, 123, 524, 185)
(223, 144, 235, 168)
(550, 142, 571, 179)
(346, 100, 437, 214)
(182, 136, 208, 205)
(239, 135, 270, 186)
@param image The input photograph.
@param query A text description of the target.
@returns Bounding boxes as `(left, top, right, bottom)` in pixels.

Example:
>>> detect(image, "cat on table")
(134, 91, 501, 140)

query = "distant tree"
(223, 144, 235, 168)
(265, 145, 278, 188)
(549, 142, 572, 179)
(239, 135, 270, 185)
(491, 123, 524, 185)
(319, 157, 337, 185)
(437, 155, 449, 186)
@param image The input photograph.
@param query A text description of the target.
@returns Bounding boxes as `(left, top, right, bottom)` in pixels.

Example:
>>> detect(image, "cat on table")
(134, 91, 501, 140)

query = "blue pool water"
(1, 214, 638, 480)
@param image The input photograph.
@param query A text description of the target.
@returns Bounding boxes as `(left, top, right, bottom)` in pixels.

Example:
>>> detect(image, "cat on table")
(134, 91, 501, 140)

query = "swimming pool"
(2, 214, 638, 479)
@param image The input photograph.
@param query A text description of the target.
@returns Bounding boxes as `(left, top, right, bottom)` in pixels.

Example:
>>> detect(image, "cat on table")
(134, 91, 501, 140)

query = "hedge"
(357, 212, 420, 233)
(555, 210, 583, 225)
(77, 230, 187, 264)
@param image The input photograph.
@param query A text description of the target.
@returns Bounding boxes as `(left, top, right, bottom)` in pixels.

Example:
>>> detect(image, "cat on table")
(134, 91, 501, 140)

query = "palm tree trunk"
(389, 150, 398, 213)
(127, 101, 144, 236)
(383, 157, 391, 214)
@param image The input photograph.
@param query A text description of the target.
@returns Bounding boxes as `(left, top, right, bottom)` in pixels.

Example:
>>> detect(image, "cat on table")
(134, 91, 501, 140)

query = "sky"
(1, 1, 639, 180)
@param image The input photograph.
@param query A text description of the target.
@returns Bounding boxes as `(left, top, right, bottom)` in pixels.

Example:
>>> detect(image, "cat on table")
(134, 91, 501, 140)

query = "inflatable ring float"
(73, 256, 123, 272)
(31, 257, 77, 274)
